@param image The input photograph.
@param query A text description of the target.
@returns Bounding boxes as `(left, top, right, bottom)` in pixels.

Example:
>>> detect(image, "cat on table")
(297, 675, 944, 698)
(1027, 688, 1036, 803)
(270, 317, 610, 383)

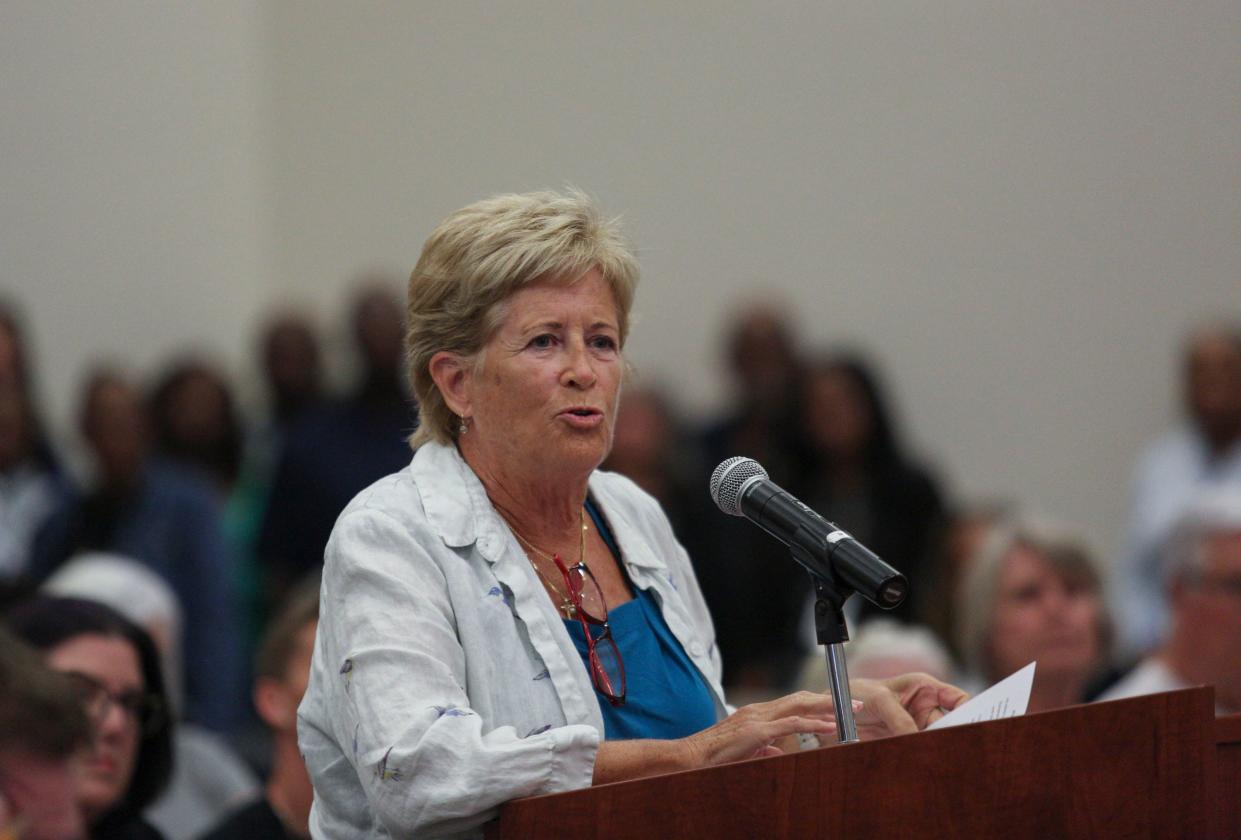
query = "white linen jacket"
(297, 441, 728, 838)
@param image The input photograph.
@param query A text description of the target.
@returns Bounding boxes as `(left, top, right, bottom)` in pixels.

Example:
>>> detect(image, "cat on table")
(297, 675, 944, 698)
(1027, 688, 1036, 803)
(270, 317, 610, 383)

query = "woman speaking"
(297, 189, 965, 838)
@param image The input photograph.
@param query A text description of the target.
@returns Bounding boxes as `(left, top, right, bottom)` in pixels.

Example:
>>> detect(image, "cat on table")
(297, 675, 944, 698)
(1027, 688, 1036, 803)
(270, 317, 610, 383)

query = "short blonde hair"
(406, 188, 639, 447)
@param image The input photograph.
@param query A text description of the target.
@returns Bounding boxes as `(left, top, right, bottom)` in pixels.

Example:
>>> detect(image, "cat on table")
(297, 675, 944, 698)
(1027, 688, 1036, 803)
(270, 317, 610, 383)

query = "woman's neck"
(460, 439, 590, 542)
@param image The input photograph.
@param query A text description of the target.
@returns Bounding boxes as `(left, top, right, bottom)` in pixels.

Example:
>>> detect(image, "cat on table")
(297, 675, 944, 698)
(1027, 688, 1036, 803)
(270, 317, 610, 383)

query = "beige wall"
(4, 2, 1240, 567)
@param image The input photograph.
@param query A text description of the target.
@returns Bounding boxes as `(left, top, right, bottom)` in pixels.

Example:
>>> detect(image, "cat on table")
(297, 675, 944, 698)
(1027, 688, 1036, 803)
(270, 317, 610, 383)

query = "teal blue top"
(562, 500, 719, 740)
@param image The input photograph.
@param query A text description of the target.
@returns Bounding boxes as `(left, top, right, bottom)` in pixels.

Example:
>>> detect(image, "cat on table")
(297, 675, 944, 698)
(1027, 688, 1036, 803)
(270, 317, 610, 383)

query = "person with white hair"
(796, 618, 956, 694)
(1098, 488, 1241, 714)
(44, 553, 259, 840)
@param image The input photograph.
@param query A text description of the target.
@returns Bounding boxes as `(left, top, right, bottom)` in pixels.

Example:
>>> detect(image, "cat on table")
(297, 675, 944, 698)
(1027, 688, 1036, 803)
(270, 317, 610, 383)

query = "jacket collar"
(412, 442, 670, 579)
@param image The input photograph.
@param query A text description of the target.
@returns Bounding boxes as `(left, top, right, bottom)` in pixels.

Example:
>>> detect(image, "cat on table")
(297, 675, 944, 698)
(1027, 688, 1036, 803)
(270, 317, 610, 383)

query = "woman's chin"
(78, 780, 124, 824)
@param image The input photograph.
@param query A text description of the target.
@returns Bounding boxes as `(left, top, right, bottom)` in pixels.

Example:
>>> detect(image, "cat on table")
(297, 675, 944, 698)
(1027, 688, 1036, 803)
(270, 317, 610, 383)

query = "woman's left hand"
(849, 673, 969, 739)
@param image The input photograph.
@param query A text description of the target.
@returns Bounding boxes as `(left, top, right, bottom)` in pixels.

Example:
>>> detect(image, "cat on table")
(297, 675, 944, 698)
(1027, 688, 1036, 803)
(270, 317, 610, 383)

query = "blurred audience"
(1099, 488, 1241, 714)
(200, 575, 319, 840)
(43, 555, 259, 840)
(247, 313, 328, 509)
(917, 502, 1009, 663)
(7, 596, 175, 840)
(256, 285, 417, 608)
(695, 303, 810, 696)
(1114, 324, 1241, 657)
(600, 384, 712, 557)
(259, 314, 325, 431)
(29, 369, 245, 732)
(0, 302, 67, 581)
(796, 352, 947, 624)
(955, 516, 1113, 713)
(0, 625, 92, 840)
(700, 301, 804, 480)
(148, 360, 245, 499)
(797, 618, 956, 694)
(148, 357, 269, 649)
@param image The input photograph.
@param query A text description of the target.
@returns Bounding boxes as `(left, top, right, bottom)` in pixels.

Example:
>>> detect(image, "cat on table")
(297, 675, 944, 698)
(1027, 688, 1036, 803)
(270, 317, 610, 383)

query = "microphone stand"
(808, 568, 859, 744)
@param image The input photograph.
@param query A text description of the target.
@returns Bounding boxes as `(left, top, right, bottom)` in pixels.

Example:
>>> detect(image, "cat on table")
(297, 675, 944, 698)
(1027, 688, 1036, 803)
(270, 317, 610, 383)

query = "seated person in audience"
(7, 596, 175, 840)
(1114, 323, 1241, 657)
(598, 383, 714, 575)
(1098, 488, 1241, 714)
(257, 285, 418, 605)
(258, 312, 326, 432)
(796, 352, 948, 626)
(200, 575, 319, 840)
(0, 301, 66, 582)
(955, 515, 1113, 712)
(148, 358, 245, 500)
(695, 304, 811, 695)
(44, 554, 259, 840)
(30, 369, 245, 733)
(0, 626, 92, 840)
(917, 502, 1009, 664)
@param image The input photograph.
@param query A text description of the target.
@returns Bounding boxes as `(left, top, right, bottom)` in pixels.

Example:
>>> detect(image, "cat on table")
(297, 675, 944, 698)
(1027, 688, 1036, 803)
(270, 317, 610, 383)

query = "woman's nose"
(561, 339, 598, 388)
(96, 698, 130, 740)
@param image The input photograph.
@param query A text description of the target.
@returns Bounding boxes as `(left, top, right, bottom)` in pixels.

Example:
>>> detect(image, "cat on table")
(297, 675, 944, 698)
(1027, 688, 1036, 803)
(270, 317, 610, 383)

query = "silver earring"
(459, 416, 469, 434)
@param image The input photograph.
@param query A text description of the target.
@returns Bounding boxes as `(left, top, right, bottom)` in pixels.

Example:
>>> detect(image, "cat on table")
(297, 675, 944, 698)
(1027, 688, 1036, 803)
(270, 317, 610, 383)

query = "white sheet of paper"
(926, 661, 1036, 730)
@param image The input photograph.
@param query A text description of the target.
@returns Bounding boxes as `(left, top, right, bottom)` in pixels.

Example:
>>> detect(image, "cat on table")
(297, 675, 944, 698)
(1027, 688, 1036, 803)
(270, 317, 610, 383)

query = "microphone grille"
(710, 457, 768, 516)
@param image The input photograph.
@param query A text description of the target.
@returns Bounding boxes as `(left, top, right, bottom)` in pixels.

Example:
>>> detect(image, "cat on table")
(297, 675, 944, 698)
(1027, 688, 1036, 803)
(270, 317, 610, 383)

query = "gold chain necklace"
(502, 507, 588, 618)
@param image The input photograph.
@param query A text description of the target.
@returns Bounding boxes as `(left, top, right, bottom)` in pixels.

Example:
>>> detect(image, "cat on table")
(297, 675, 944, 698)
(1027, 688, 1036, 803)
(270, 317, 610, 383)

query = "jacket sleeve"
(310, 505, 599, 837)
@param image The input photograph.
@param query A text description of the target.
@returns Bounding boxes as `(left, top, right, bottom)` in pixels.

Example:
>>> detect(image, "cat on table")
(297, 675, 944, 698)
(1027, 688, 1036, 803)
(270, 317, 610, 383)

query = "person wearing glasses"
(6, 596, 174, 840)
(1098, 487, 1241, 714)
(296, 189, 967, 839)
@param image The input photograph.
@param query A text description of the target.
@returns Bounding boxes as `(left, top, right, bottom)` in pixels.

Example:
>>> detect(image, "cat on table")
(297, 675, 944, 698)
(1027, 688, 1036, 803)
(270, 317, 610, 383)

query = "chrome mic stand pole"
(813, 575, 859, 743)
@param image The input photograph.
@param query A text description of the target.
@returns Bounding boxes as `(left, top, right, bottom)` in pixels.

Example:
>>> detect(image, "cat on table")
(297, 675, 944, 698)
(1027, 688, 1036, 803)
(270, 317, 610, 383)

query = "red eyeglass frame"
(553, 554, 627, 706)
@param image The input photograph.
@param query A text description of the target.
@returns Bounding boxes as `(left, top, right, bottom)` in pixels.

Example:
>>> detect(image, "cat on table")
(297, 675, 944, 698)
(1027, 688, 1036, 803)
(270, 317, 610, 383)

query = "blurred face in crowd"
(1178, 530, 1241, 707)
(163, 368, 230, 452)
(0, 750, 86, 840)
(82, 379, 147, 487)
(286, 620, 316, 710)
(453, 270, 623, 483)
(1185, 331, 1241, 449)
(0, 320, 19, 389)
(45, 634, 143, 824)
(264, 318, 322, 409)
(604, 390, 671, 483)
(803, 367, 873, 463)
(728, 307, 796, 405)
(256, 619, 317, 737)
(987, 544, 1103, 683)
(0, 384, 28, 470)
(353, 288, 405, 376)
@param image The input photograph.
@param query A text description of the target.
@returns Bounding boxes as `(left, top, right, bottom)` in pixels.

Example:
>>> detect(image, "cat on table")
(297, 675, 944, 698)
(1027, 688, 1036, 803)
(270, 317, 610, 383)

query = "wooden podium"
(489, 688, 1240, 839)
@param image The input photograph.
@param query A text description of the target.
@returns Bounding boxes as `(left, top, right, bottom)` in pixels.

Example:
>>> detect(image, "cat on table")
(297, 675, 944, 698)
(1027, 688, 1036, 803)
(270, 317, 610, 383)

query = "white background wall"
(3, 2, 1239, 567)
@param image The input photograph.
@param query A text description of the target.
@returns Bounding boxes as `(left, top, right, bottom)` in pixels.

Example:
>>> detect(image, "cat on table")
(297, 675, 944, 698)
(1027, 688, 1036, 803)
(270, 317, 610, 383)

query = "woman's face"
(46, 633, 143, 824)
(988, 544, 1102, 682)
(461, 268, 623, 483)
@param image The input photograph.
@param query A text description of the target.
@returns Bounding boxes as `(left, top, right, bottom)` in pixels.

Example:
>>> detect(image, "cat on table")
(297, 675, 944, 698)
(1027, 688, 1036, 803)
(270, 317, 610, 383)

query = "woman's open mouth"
(559, 407, 604, 428)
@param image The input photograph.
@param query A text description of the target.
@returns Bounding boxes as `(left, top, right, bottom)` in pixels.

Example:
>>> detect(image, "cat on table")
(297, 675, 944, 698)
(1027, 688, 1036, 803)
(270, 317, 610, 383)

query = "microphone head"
(710, 457, 768, 516)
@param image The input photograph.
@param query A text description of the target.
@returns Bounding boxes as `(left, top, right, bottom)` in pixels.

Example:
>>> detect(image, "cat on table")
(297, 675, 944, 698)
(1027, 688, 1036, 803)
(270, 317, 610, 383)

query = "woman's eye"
(528, 334, 555, 349)
(590, 335, 618, 352)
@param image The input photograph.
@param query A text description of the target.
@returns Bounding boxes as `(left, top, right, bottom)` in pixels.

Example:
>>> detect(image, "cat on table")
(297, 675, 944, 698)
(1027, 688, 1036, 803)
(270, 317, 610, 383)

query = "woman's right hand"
(681, 691, 839, 766)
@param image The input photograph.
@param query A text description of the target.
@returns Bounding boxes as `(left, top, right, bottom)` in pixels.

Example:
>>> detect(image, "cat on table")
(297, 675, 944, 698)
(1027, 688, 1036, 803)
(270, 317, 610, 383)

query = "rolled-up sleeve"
(304, 505, 599, 837)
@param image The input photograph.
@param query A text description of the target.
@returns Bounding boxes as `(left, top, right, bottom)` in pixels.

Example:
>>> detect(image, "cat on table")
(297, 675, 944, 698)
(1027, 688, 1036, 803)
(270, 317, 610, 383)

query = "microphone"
(709, 456, 908, 609)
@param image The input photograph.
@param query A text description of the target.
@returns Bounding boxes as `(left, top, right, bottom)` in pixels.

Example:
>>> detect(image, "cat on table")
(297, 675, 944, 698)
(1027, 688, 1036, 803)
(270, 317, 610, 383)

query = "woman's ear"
(429, 351, 472, 418)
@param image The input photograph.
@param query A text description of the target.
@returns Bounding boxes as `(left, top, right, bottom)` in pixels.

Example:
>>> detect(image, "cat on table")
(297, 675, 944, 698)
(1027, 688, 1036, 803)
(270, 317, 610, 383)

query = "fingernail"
(852, 700, 864, 709)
